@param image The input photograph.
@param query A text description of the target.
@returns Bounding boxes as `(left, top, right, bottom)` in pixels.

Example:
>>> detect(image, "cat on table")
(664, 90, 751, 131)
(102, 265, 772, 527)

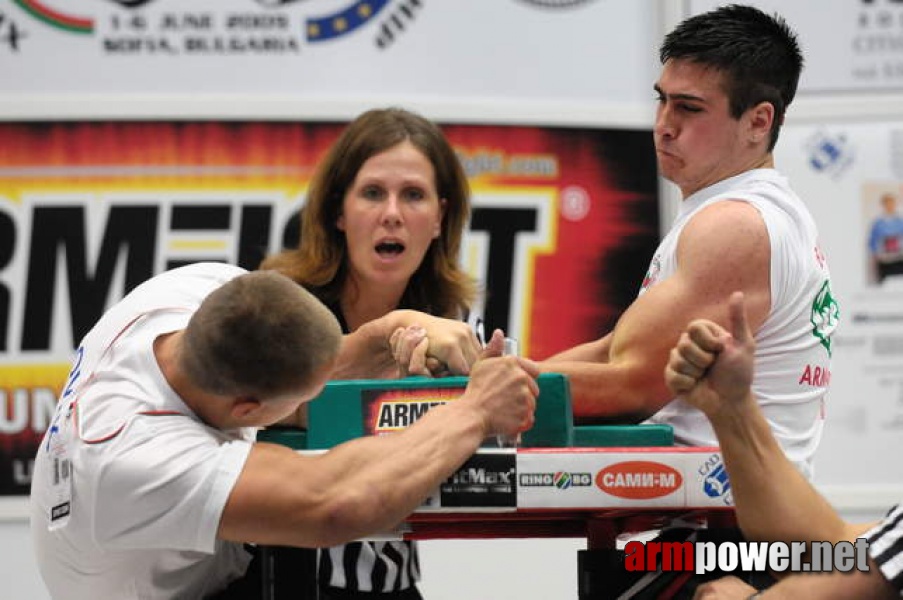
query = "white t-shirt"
(643, 169, 839, 479)
(31, 263, 257, 600)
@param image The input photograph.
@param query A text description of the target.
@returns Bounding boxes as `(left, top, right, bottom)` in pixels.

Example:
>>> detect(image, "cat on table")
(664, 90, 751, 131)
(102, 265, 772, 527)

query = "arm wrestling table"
(255, 374, 736, 599)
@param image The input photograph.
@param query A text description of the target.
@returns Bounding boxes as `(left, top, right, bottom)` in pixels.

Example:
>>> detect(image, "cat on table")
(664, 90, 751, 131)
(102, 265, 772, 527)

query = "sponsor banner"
(515, 448, 728, 509)
(0, 120, 659, 495)
(688, 0, 903, 94)
(435, 450, 517, 510)
(302, 448, 727, 512)
(0, 0, 656, 112)
(694, 451, 733, 507)
(362, 387, 464, 435)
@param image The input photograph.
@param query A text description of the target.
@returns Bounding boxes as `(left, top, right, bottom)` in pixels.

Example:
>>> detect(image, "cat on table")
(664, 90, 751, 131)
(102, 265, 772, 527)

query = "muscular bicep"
(219, 442, 338, 548)
(607, 201, 771, 407)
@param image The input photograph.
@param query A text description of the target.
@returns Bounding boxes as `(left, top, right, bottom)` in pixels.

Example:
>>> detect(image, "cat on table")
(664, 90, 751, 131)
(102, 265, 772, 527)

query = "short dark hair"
(660, 4, 803, 150)
(181, 271, 342, 399)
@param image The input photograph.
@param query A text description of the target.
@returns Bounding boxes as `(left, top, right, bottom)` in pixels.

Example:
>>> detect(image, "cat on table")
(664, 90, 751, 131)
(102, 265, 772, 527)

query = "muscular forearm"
(538, 358, 671, 423)
(223, 399, 488, 548)
(308, 401, 487, 542)
(707, 397, 849, 546)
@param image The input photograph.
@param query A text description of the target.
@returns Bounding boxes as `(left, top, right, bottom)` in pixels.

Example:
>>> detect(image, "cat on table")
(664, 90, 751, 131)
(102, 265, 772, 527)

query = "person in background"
(868, 192, 903, 284)
(665, 291, 899, 599)
(29, 263, 537, 600)
(260, 107, 495, 599)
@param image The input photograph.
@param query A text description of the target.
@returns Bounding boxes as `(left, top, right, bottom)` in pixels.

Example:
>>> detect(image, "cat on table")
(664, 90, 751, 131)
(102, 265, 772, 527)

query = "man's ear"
(231, 396, 262, 420)
(749, 101, 775, 144)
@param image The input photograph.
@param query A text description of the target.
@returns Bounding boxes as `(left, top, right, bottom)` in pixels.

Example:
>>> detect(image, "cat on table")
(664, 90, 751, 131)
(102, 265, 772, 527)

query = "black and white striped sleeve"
(866, 503, 903, 594)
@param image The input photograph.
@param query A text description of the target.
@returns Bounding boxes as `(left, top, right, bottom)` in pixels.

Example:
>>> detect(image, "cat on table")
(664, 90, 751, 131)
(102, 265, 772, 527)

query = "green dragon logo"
(810, 280, 840, 357)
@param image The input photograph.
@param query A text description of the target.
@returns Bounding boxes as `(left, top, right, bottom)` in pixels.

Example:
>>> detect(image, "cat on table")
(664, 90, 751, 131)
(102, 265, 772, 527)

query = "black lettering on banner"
(393, 403, 409, 424)
(469, 207, 538, 335)
(377, 405, 392, 429)
(170, 203, 231, 230)
(0, 208, 14, 351)
(0, 11, 27, 52)
(440, 452, 516, 508)
(408, 402, 430, 422)
(22, 205, 158, 350)
(165, 203, 232, 269)
(237, 205, 273, 270)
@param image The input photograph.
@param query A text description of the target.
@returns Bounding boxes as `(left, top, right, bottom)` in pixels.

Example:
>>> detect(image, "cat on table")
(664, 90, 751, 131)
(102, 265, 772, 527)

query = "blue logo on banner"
(703, 463, 731, 499)
(805, 130, 854, 180)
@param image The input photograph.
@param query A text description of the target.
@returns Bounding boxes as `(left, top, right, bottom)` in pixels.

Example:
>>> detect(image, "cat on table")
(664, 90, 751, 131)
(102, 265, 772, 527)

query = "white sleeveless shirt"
(643, 169, 839, 479)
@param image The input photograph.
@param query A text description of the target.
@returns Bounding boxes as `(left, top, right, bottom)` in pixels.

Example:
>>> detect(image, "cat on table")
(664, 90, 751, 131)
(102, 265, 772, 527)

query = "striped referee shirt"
(319, 541, 420, 593)
(316, 301, 485, 593)
(867, 503, 903, 593)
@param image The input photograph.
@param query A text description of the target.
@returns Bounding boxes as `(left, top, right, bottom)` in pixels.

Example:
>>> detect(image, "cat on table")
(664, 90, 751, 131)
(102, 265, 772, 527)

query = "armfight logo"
(9, 0, 424, 50)
(362, 387, 465, 435)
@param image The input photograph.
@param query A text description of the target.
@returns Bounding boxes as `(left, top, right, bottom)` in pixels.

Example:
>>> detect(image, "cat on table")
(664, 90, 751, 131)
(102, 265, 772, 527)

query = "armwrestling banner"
(0, 120, 659, 495)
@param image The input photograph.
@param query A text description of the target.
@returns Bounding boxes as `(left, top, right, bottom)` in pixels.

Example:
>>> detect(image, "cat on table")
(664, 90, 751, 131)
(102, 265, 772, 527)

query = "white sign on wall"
(775, 120, 903, 491)
(690, 0, 903, 94)
(0, 0, 659, 123)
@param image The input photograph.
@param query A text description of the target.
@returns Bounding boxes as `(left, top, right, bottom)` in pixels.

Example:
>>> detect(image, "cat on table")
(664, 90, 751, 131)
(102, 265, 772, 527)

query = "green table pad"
(257, 423, 675, 450)
(256, 373, 675, 450)
(573, 424, 674, 447)
(304, 372, 573, 449)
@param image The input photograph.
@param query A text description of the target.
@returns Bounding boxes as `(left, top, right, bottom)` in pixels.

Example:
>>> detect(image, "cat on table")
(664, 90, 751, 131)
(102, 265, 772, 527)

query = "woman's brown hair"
(260, 107, 476, 317)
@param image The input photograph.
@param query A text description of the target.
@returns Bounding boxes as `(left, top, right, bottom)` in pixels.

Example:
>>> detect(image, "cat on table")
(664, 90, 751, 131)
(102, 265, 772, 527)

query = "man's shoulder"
(682, 200, 768, 245)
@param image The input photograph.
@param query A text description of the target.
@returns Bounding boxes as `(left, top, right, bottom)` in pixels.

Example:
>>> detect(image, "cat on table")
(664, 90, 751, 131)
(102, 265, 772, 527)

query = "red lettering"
(622, 540, 695, 572)
(646, 542, 661, 570)
(798, 365, 832, 387)
(624, 541, 645, 572)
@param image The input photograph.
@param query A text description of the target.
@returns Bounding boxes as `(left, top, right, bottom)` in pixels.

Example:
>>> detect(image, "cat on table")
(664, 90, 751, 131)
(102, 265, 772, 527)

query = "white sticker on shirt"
(44, 347, 83, 531)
